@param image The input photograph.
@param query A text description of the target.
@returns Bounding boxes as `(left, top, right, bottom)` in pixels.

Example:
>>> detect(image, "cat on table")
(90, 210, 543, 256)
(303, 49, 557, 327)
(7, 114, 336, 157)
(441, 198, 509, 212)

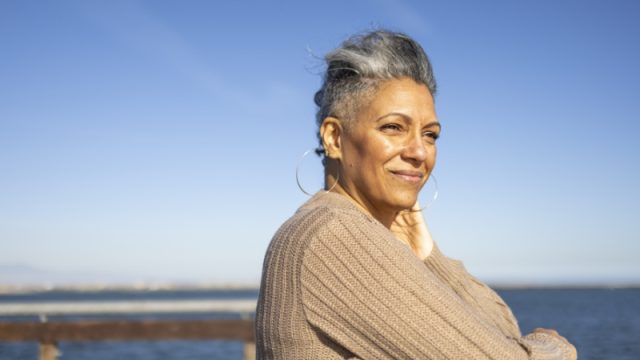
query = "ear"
(319, 117, 343, 160)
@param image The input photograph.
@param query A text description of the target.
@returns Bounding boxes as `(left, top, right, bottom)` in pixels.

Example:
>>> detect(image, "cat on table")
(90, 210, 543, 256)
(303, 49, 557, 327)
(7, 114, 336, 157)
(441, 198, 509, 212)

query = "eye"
(380, 123, 403, 133)
(423, 131, 440, 144)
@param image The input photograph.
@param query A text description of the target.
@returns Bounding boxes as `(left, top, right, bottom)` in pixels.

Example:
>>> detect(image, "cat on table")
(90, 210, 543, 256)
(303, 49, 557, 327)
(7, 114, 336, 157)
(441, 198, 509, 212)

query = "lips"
(390, 169, 425, 183)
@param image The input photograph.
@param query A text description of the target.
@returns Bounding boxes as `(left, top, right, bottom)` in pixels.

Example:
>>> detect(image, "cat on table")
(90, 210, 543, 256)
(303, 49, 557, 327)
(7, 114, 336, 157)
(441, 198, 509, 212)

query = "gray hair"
(314, 30, 437, 156)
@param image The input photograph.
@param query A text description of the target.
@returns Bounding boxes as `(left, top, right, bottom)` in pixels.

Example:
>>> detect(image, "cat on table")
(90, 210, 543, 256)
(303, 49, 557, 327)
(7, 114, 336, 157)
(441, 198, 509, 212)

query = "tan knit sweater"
(256, 192, 577, 359)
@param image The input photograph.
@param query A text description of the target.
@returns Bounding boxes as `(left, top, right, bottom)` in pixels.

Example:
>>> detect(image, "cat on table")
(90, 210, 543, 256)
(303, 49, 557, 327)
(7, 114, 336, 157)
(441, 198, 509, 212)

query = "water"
(0, 289, 258, 360)
(499, 288, 640, 360)
(1, 288, 638, 359)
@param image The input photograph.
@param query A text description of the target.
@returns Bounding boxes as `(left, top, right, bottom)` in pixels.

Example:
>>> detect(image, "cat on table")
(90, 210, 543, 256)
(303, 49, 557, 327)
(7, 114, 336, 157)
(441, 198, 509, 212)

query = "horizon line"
(2, 281, 640, 295)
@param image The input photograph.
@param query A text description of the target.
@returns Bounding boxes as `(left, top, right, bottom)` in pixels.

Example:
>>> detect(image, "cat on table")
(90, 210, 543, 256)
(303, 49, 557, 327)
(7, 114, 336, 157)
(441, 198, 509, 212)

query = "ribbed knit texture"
(256, 192, 577, 359)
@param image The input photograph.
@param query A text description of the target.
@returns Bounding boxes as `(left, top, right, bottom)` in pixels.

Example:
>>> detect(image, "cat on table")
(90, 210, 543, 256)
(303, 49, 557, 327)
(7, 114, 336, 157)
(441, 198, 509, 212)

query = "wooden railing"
(0, 300, 257, 360)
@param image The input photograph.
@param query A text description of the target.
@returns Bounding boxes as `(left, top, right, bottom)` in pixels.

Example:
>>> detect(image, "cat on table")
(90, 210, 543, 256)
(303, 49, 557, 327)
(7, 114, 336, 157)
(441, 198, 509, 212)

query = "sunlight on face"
(339, 77, 440, 216)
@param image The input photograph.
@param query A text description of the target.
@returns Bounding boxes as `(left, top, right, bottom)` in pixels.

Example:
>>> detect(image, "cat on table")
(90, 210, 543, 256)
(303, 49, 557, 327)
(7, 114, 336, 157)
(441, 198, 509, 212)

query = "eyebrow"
(375, 112, 441, 129)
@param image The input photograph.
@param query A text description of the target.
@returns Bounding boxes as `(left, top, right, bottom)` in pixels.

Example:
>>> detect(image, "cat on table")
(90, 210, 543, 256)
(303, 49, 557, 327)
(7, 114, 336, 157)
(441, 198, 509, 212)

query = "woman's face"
(335, 77, 440, 216)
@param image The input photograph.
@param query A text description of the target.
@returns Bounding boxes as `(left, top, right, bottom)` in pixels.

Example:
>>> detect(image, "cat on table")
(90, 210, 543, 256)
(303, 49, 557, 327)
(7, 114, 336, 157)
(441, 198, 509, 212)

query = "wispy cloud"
(69, 0, 308, 117)
(72, 0, 224, 96)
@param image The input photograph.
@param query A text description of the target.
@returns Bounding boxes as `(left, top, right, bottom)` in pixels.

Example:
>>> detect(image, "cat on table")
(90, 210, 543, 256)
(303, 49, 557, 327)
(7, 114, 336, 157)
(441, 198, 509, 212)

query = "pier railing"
(0, 299, 256, 360)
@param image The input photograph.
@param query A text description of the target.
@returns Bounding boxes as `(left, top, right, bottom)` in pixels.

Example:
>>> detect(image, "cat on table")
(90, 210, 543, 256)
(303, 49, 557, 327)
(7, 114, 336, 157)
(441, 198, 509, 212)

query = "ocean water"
(0, 288, 638, 359)
(499, 288, 640, 360)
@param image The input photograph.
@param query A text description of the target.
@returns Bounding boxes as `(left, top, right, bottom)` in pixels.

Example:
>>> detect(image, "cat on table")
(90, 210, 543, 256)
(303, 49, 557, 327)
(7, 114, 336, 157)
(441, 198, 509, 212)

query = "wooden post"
(244, 341, 256, 360)
(240, 312, 256, 360)
(39, 341, 59, 360)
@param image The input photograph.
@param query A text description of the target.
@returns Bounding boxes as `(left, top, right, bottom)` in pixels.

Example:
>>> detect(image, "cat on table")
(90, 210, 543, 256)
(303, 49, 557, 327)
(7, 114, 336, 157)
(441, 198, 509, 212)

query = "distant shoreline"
(1, 282, 639, 295)
(0, 283, 261, 295)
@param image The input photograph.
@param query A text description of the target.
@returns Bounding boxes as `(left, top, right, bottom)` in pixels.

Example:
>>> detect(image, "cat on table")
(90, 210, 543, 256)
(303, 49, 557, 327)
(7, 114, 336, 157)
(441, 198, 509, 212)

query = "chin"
(385, 193, 418, 212)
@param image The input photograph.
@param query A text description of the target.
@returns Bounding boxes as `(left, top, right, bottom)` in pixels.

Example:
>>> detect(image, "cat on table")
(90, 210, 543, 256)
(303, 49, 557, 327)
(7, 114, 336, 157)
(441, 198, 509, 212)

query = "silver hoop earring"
(405, 174, 439, 212)
(296, 148, 340, 196)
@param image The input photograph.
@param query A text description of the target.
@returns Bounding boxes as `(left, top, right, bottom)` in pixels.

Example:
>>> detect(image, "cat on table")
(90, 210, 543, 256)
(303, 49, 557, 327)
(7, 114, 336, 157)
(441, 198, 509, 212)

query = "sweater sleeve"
(300, 211, 576, 360)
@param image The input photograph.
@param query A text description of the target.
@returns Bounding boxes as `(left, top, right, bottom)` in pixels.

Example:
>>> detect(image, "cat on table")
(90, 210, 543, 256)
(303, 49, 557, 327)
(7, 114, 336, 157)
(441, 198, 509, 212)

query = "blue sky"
(1, 0, 639, 286)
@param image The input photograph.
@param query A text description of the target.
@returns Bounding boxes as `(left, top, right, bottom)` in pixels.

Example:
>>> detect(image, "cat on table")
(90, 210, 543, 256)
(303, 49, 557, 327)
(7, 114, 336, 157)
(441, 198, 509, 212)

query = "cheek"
(343, 131, 400, 177)
(380, 139, 398, 157)
(369, 135, 401, 159)
(425, 149, 436, 173)
(352, 136, 395, 164)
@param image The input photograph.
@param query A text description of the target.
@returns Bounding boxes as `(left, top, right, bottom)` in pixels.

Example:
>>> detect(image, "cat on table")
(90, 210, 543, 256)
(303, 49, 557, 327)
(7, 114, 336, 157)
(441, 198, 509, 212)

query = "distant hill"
(0, 263, 133, 287)
(0, 263, 259, 292)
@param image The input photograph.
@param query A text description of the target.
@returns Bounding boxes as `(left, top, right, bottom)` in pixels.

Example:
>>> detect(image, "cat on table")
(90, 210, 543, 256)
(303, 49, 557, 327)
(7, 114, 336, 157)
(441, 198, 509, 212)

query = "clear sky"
(1, 0, 639, 286)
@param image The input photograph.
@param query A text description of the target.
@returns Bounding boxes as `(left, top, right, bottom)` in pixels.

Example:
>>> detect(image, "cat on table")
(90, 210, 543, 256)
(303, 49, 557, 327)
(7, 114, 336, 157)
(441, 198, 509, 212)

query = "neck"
(328, 182, 397, 229)
(324, 162, 398, 228)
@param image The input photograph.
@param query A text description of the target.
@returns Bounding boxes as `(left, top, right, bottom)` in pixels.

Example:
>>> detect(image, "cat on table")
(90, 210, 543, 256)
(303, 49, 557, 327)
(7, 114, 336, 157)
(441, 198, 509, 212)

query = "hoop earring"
(405, 174, 439, 212)
(296, 148, 340, 196)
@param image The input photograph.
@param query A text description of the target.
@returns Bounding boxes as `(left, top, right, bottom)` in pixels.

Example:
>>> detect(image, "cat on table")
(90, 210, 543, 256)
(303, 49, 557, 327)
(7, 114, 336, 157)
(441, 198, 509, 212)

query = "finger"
(533, 328, 569, 345)
(533, 328, 559, 338)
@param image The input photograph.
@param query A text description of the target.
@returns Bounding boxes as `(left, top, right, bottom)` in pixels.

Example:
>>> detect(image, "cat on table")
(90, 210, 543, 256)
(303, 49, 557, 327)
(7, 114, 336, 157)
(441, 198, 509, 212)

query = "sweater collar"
(302, 191, 358, 211)
(300, 191, 449, 265)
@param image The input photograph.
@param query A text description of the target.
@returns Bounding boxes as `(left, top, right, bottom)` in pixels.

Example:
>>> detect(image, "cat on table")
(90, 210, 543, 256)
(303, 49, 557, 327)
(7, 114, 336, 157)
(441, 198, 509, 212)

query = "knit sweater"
(255, 191, 577, 359)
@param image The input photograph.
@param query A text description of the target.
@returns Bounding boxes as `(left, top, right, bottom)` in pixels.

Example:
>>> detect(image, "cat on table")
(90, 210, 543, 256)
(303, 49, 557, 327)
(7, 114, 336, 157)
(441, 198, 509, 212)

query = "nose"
(401, 133, 428, 163)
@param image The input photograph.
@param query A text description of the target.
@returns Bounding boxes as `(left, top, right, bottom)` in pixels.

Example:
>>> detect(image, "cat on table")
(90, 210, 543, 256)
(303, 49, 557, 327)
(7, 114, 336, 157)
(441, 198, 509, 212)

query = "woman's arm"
(391, 206, 577, 358)
(300, 210, 577, 359)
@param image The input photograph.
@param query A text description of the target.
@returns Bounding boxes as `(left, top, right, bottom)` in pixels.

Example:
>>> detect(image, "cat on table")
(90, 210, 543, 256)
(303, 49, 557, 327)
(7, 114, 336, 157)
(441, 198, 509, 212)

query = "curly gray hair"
(314, 30, 437, 156)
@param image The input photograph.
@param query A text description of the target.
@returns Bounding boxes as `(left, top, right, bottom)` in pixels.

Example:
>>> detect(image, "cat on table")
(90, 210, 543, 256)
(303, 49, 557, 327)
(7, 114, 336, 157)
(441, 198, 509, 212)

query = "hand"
(390, 203, 433, 261)
(533, 328, 577, 352)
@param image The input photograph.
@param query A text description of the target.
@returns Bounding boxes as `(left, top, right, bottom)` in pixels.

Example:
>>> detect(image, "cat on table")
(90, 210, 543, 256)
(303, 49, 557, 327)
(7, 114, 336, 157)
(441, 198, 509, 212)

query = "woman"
(256, 30, 577, 359)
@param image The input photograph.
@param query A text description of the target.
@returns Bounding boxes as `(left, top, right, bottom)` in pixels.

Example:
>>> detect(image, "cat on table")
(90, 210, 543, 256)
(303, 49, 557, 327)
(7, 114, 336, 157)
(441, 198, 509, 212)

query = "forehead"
(362, 77, 435, 119)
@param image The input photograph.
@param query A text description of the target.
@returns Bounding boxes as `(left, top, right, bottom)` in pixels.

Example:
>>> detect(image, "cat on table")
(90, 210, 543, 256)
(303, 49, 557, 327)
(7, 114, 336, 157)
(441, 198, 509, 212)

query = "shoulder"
(295, 197, 420, 275)
(263, 192, 417, 282)
(269, 197, 369, 252)
(265, 193, 390, 261)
